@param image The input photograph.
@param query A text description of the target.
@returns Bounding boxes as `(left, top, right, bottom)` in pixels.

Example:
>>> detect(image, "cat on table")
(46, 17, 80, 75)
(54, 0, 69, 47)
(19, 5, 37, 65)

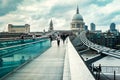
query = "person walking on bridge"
(49, 35, 53, 42)
(56, 35, 60, 47)
(61, 34, 66, 44)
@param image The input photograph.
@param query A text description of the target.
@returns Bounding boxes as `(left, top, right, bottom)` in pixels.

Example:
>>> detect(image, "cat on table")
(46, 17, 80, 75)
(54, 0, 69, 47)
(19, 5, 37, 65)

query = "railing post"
(114, 71, 116, 80)
(97, 64, 101, 80)
(98, 71, 100, 80)
(95, 71, 97, 79)
(92, 64, 94, 72)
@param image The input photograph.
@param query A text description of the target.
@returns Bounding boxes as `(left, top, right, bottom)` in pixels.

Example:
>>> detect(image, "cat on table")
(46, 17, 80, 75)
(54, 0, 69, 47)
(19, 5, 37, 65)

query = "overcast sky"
(0, 0, 120, 32)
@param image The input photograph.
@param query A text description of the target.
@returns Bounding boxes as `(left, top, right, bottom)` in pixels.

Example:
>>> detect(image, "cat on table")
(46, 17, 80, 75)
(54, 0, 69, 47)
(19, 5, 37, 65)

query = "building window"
(72, 24, 75, 28)
(77, 23, 80, 28)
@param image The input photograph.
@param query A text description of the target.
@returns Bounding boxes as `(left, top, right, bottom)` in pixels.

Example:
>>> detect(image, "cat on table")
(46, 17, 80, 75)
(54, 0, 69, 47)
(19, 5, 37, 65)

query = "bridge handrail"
(95, 66, 120, 74)
(66, 37, 95, 80)
(0, 38, 50, 57)
(0, 35, 49, 47)
(0, 38, 49, 51)
(79, 31, 120, 59)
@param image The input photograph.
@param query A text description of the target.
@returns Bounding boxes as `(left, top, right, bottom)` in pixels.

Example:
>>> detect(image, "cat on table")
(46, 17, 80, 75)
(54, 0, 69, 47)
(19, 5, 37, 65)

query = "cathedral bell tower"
(48, 19, 54, 32)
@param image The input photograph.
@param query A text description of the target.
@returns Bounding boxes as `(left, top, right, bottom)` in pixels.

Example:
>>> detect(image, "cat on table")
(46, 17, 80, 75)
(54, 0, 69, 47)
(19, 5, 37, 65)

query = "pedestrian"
(0, 58, 3, 67)
(61, 34, 66, 44)
(57, 35, 60, 47)
(98, 64, 102, 72)
(21, 35, 24, 40)
(49, 35, 53, 42)
(32, 34, 36, 41)
(20, 56, 25, 64)
(20, 35, 24, 43)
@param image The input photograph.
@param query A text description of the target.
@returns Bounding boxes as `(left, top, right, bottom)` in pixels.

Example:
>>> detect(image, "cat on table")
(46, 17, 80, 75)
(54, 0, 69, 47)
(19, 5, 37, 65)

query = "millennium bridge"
(0, 31, 120, 80)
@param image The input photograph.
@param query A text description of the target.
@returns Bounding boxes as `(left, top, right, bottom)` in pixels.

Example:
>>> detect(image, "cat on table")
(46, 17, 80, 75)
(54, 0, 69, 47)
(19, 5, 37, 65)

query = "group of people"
(49, 33, 68, 47)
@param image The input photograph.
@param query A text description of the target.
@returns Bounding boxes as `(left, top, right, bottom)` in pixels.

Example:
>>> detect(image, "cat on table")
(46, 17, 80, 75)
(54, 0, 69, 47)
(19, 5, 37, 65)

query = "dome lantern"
(77, 5, 79, 14)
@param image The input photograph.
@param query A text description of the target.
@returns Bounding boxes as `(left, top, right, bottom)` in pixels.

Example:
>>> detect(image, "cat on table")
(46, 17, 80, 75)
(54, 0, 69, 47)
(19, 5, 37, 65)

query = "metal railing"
(101, 66, 120, 74)
(0, 38, 51, 79)
(92, 66, 120, 80)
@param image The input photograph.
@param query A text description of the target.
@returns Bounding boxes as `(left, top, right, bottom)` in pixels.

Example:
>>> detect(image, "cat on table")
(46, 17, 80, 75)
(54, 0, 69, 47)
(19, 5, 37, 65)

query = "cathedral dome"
(72, 14, 83, 21)
(72, 6, 83, 21)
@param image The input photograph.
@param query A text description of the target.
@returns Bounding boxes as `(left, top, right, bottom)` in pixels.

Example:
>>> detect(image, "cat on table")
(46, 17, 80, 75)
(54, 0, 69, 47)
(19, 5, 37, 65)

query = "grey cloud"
(0, 21, 3, 24)
(0, 0, 23, 16)
(96, 11, 120, 26)
(81, 0, 113, 7)
(48, 4, 73, 18)
(31, 15, 42, 20)
(92, 0, 113, 6)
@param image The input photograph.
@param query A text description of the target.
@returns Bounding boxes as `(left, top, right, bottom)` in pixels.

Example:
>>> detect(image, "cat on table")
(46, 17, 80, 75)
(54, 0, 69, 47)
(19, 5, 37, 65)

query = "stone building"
(8, 24, 30, 33)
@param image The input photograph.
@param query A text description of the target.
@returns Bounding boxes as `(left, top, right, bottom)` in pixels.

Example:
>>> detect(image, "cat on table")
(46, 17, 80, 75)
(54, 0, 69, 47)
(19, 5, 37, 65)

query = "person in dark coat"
(49, 35, 53, 42)
(61, 34, 67, 44)
(57, 35, 60, 47)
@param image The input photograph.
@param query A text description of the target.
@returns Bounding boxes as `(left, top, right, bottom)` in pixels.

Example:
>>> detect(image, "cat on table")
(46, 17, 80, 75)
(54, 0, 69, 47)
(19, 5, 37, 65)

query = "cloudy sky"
(0, 0, 120, 32)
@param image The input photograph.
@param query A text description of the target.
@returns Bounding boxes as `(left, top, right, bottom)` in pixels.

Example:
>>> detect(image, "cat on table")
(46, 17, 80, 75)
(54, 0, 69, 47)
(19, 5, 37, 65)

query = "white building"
(8, 24, 30, 33)
(71, 6, 85, 35)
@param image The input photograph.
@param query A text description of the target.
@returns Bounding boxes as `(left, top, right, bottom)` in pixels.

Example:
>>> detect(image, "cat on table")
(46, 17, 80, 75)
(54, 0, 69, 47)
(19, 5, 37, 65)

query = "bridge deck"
(2, 41, 66, 80)
(2, 39, 95, 80)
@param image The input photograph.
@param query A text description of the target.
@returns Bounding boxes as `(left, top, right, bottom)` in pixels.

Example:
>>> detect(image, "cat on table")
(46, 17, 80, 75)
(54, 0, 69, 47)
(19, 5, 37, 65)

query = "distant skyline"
(0, 0, 120, 32)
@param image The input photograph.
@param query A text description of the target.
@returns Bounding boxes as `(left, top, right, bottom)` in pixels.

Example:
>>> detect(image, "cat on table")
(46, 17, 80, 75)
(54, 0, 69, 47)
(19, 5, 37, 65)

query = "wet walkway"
(2, 41, 66, 80)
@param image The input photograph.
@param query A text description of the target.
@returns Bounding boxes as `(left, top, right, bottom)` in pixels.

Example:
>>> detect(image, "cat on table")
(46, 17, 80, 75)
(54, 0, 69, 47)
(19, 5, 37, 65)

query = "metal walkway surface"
(2, 41, 66, 80)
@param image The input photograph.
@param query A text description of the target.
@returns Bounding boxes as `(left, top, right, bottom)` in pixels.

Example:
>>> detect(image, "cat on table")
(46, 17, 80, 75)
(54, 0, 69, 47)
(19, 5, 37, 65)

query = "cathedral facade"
(71, 6, 85, 35)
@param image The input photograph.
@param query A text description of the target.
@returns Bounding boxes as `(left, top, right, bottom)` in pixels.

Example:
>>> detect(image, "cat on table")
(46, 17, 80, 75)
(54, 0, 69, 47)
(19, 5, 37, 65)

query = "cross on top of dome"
(77, 5, 79, 14)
